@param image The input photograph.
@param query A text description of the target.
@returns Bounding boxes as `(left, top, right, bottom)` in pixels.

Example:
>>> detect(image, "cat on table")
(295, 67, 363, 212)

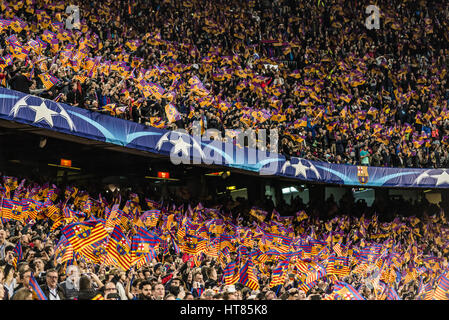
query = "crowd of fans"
(0, 0, 449, 169)
(0, 174, 448, 300)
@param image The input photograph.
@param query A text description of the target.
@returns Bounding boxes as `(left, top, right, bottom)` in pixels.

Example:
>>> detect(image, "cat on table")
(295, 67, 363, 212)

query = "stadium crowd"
(0, 0, 449, 168)
(0, 174, 448, 300)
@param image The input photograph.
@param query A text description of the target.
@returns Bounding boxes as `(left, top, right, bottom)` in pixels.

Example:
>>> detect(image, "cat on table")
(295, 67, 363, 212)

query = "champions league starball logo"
(414, 169, 449, 186)
(280, 158, 321, 179)
(156, 121, 281, 175)
(9, 95, 76, 131)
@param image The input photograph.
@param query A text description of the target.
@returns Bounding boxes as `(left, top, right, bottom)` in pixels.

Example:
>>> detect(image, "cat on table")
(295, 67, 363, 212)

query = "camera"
(105, 293, 121, 300)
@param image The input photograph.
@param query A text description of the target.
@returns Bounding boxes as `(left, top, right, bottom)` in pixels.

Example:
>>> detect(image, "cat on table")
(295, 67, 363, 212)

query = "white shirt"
(48, 287, 60, 300)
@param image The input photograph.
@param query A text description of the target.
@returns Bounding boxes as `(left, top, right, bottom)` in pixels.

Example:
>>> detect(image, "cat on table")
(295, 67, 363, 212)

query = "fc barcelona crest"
(357, 166, 369, 184)
(74, 225, 91, 239)
(11, 205, 22, 216)
(116, 243, 127, 255)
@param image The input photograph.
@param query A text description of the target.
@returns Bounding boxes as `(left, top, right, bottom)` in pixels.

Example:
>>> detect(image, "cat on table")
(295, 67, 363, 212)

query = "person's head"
(265, 290, 276, 300)
(79, 275, 92, 291)
(33, 258, 45, 272)
(12, 288, 33, 300)
(66, 265, 80, 282)
(46, 269, 59, 289)
(212, 293, 223, 300)
(184, 292, 194, 300)
(19, 269, 32, 289)
(171, 277, 182, 288)
(200, 289, 215, 300)
(206, 267, 217, 281)
(193, 272, 203, 284)
(143, 269, 152, 279)
(139, 280, 152, 299)
(104, 281, 117, 297)
(224, 285, 237, 300)
(131, 279, 142, 295)
(297, 290, 306, 300)
(0, 229, 7, 244)
(153, 283, 165, 300)
(164, 293, 176, 300)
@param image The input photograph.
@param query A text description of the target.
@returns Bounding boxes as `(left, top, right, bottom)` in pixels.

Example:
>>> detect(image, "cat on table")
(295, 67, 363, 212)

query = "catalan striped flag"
(148, 82, 165, 99)
(421, 281, 434, 300)
(239, 258, 259, 291)
(165, 103, 182, 123)
(1, 198, 27, 221)
(270, 259, 289, 287)
(61, 220, 108, 252)
(80, 240, 108, 264)
(29, 274, 48, 300)
(54, 240, 74, 265)
(106, 225, 132, 271)
(326, 255, 350, 277)
(333, 241, 344, 256)
(333, 282, 365, 300)
(38, 73, 59, 90)
(183, 234, 207, 255)
(433, 272, 449, 300)
(386, 285, 401, 300)
(12, 241, 23, 268)
(92, 293, 105, 300)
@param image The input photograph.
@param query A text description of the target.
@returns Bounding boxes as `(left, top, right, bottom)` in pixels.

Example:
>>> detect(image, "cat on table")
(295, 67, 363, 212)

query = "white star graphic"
(291, 160, 309, 178)
(171, 136, 191, 155)
(27, 101, 59, 127)
(415, 169, 449, 186)
(280, 158, 321, 178)
(436, 170, 449, 186)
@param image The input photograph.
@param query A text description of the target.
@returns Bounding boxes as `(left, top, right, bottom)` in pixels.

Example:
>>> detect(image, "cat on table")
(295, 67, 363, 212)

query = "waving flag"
(333, 282, 365, 300)
(165, 103, 182, 123)
(38, 73, 59, 90)
(1, 198, 27, 221)
(223, 260, 239, 285)
(326, 256, 350, 277)
(433, 272, 449, 300)
(270, 259, 289, 287)
(61, 220, 108, 252)
(12, 241, 23, 268)
(29, 274, 48, 300)
(148, 82, 165, 99)
(239, 258, 259, 291)
(106, 225, 132, 271)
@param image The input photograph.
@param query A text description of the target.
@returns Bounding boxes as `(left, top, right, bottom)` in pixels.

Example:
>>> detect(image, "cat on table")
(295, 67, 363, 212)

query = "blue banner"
(0, 87, 448, 189)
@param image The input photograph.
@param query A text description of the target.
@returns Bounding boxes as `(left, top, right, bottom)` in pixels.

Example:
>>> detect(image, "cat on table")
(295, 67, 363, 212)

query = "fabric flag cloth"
(433, 272, 449, 300)
(29, 274, 48, 300)
(12, 241, 23, 268)
(38, 73, 59, 90)
(223, 261, 239, 285)
(61, 220, 108, 252)
(239, 258, 259, 291)
(106, 225, 132, 271)
(333, 281, 365, 300)
(165, 103, 182, 123)
(0, 198, 27, 221)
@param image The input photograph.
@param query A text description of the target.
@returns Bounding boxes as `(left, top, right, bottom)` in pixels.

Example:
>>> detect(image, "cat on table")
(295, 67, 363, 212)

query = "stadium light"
(145, 176, 180, 181)
(48, 163, 81, 170)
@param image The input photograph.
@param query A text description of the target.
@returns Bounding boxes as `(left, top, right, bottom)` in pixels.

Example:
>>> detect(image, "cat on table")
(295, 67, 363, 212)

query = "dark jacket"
(77, 288, 101, 300)
(8, 73, 32, 94)
(42, 283, 67, 300)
